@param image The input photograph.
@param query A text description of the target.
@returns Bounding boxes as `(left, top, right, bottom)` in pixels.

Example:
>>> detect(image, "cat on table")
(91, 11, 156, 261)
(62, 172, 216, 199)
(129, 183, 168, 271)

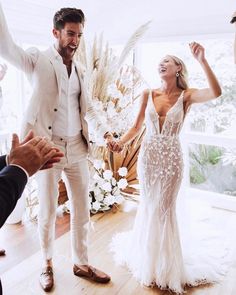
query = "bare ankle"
(43, 259, 53, 268)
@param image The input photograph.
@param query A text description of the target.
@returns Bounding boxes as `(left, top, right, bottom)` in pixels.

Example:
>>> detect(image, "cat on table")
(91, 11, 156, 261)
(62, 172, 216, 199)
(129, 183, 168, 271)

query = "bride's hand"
(189, 42, 206, 63)
(104, 132, 115, 151)
(108, 141, 124, 153)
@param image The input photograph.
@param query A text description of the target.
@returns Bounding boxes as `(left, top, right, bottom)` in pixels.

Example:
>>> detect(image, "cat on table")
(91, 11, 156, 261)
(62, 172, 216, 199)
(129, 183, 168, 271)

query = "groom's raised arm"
(0, 1, 38, 74)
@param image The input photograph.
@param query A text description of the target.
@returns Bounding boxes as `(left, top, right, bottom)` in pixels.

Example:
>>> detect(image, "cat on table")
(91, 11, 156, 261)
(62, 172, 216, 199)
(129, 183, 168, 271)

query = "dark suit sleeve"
(0, 163, 27, 228)
(0, 155, 7, 170)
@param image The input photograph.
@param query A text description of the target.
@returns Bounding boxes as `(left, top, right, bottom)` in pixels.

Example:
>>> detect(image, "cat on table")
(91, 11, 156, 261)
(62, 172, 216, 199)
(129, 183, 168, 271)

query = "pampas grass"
(75, 21, 151, 103)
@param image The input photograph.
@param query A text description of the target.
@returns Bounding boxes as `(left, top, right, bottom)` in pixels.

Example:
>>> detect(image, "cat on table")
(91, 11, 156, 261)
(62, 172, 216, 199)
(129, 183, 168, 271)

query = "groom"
(0, 2, 113, 292)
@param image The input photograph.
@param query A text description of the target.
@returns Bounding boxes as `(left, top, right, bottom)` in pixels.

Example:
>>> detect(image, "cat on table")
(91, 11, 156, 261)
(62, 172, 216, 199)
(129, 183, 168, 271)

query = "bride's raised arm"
(186, 42, 222, 105)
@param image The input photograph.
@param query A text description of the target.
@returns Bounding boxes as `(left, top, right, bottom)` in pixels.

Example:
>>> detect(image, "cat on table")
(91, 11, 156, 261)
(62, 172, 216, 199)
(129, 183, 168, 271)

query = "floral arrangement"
(57, 160, 129, 215)
(88, 65, 145, 143)
(75, 22, 150, 145)
(74, 22, 150, 212)
(89, 160, 128, 213)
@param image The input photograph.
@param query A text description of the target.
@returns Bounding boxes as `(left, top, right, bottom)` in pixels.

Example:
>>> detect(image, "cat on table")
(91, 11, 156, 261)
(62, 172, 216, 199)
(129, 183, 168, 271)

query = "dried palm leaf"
(117, 21, 152, 69)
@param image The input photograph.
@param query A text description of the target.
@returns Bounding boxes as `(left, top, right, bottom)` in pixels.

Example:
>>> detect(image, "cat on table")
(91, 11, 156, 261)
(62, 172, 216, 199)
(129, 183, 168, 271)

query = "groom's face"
(53, 22, 83, 60)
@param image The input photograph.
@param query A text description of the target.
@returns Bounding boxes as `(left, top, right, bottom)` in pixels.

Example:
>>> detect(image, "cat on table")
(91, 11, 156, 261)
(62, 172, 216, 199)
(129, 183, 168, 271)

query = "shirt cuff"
(5, 154, 8, 165)
(9, 164, 29, 180)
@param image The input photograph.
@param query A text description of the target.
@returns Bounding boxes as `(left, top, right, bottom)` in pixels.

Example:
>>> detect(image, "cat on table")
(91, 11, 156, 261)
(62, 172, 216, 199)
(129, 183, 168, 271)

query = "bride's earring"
(176, 72, 180, 77)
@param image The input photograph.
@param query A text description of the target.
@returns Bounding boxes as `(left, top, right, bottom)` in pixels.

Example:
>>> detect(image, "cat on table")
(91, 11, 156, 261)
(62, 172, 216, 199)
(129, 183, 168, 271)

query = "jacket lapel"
(44, 47, 63, 95)
(74, 62, 87, 114)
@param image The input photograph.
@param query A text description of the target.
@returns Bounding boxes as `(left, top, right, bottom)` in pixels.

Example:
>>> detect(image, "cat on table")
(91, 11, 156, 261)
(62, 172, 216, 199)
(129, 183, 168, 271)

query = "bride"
(107, 42, 228, 294)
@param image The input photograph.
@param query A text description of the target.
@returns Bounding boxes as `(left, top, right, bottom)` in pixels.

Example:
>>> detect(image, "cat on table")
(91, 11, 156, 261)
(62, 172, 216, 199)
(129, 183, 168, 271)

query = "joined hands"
(104, 132, 124, 153)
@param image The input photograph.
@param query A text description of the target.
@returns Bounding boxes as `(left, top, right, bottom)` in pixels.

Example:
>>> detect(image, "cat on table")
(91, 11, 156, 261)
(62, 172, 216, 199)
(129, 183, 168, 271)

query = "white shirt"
(52, 47, 82, 137)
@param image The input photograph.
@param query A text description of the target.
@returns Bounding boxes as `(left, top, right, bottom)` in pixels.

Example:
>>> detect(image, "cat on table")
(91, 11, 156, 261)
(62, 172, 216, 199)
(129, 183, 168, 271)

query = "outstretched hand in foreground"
(8, 130, 64, 176)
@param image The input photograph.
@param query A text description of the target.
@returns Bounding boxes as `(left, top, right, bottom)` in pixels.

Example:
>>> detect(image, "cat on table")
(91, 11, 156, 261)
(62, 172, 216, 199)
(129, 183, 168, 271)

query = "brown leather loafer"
(73, 265, 111, 283)
(0, 249, 6, 256)
(39, 266, 54, 292)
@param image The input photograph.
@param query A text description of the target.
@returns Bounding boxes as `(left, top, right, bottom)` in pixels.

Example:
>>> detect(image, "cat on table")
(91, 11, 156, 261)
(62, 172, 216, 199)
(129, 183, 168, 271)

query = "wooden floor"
(0, 200, 236, 295)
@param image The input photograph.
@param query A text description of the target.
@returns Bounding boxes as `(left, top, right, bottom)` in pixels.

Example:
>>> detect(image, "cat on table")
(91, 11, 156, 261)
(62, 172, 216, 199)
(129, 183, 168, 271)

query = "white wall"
(1, 0, 235, 46)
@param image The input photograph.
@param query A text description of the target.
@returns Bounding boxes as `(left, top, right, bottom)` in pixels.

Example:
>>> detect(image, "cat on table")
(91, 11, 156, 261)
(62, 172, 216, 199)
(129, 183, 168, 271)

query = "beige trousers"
(36, 134, 90, 265)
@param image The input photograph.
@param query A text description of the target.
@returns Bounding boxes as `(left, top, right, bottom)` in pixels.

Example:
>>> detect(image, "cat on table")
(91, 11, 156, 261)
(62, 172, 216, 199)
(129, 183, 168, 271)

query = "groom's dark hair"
(53, 7, 85, 30)
(230, 16, 236, 24)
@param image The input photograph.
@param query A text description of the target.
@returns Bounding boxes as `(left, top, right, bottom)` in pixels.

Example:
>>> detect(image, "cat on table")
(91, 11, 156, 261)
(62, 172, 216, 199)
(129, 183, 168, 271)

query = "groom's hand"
(109, 141, 124, 153)
(104, 132, 116, 151)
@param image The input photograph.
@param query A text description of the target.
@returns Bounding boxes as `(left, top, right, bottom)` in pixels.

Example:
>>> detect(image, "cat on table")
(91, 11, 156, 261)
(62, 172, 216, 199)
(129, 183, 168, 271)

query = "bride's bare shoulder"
(142, 89, 150, 96)
(143, 88, 162, 94)
(183, 88, 197, 102)
(141, 89, 150, 100)
(140, 89, 152, 107)
(151, 88, 162, 98)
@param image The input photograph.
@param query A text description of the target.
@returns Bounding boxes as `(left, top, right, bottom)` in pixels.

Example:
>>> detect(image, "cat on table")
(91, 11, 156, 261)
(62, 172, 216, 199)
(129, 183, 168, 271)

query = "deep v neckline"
(150, 90, 184, 134)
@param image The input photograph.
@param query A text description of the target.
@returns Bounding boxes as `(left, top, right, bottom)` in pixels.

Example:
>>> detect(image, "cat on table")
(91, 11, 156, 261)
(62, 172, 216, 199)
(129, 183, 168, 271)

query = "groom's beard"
(58, 45, 78, 61)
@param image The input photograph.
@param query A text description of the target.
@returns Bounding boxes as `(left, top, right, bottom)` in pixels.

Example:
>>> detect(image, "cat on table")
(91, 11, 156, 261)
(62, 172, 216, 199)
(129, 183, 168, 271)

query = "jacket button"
(48, 126, 52, 130)
(54, 108, 57, 111)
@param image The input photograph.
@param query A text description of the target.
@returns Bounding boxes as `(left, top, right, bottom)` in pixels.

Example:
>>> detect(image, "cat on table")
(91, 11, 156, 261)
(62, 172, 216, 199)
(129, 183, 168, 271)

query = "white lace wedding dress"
(111, 91, 231, 294)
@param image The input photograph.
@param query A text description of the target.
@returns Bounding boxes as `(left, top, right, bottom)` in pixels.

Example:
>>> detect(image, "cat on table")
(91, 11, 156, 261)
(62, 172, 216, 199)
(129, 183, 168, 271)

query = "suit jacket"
(0, 2, 107, 146)
(0, 155, 27, 228)
(0, 155, 27, 295)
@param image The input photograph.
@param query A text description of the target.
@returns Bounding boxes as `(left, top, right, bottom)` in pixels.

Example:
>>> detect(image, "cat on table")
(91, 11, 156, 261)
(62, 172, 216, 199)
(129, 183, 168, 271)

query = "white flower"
(93, 173, 103, 181)
(93, 186, 101, 196)
(118, 96, 128, 108)
(111, 177, 117, 186)
(114, 194, 125, 204)
(107, 84, 122, 99)
(95, 192, 104, 202)
(92, 201, 102, 211)
(117, 178, 128, 189)
(102, 181, 112, 192)
(93, 174, 105, 187)
(104, 194, 115, 205)
(93, 99, 103, 110)
(89, 199, 93, 210)
(112, 187, 121, 196)
(118, 167, 128, 177)
(107, 100, 115, 109)
(93, 160, 103, 170)
(107, 108, 117, 119)
(103, 170, 113, 180)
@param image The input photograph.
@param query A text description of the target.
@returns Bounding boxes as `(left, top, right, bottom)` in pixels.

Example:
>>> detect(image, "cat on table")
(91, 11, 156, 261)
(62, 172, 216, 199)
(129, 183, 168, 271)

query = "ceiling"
(1, 0, 235, 46)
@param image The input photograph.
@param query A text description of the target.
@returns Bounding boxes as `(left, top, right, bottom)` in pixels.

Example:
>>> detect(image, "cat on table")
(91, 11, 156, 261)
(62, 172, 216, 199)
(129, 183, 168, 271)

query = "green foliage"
(207, 147, 223, 165)
(189, 145, 223, 184)
(190, 166, 206, 184)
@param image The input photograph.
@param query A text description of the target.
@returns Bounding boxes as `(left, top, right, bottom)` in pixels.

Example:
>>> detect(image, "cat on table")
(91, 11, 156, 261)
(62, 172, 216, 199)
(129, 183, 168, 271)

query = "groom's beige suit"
(0, 2, 107, 265)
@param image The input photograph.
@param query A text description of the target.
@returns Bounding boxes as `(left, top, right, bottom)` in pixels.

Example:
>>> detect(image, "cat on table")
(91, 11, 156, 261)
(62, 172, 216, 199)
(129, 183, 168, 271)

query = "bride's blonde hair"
(169, 55, 189, 90)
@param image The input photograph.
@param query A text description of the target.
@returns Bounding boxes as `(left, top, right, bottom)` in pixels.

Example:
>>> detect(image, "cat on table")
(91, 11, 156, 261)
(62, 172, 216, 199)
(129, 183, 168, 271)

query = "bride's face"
(158, 56, 180, 79)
